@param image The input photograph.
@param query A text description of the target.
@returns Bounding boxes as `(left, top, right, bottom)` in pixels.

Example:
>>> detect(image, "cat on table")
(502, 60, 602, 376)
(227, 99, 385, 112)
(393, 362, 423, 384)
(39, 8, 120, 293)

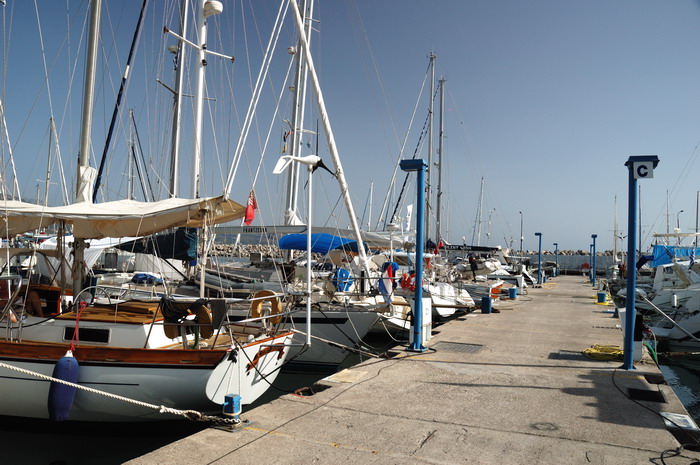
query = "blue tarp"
(278, 233, 360, 255)
(651, 244, 699, 267)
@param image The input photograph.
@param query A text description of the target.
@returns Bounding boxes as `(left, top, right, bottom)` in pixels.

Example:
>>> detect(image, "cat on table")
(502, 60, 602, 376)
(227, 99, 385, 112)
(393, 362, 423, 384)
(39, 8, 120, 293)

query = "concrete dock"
(128, 275, 700, 464)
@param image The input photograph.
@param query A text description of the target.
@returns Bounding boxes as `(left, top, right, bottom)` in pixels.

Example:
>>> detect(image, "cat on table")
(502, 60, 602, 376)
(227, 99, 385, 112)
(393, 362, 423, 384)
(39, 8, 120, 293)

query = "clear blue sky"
(2, 1, 700, 253)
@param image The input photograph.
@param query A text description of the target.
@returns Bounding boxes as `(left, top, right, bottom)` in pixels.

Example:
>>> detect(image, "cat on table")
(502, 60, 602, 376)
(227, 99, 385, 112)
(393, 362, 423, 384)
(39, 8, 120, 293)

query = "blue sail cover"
(651, 245, 700, 267)
(278, 233, 358, 254)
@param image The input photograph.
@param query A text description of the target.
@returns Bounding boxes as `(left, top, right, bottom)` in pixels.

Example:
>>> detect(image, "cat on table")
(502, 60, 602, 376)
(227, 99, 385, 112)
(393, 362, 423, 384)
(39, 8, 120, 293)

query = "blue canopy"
(278, 233, 360, 255)
(650, 244, 699, 267)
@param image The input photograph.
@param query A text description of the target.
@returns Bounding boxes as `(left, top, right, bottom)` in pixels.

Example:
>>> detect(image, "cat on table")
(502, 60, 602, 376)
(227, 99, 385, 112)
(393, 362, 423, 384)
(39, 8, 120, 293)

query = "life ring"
(250, 290, 283, 326)
(163, 301, 214, 340)
(192, 303, 214, 339)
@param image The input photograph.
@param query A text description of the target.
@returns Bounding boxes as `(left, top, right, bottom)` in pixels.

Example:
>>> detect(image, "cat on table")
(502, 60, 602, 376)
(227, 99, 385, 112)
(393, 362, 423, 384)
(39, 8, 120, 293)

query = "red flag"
(244, 189, 257, 225)
(434, 240, 444, 254)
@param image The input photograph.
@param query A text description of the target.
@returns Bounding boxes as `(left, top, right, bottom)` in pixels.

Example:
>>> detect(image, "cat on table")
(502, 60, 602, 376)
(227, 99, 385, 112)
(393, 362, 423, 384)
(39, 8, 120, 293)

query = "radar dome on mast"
(203, 1, 223, 18)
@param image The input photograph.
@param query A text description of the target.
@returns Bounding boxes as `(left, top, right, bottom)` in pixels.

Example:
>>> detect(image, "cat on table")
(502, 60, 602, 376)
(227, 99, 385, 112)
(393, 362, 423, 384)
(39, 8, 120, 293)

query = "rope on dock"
(582, 344, 624, 361)
(0, 360, 238, 425)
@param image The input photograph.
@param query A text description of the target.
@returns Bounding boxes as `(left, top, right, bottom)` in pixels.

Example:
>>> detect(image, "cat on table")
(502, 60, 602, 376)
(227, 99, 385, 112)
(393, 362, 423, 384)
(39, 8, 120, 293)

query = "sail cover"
(279, 233, 361, 255)
(115, 228, 198, 261)
(0, 196, 245, 239)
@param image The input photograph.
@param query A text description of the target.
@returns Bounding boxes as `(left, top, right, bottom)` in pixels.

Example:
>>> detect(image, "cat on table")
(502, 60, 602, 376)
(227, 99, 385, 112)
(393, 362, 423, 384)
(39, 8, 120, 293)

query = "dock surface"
(127, 275, 700, 464)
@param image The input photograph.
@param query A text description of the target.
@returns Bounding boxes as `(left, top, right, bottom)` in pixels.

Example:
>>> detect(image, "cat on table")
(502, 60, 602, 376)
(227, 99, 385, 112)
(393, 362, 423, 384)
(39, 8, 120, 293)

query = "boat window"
(63, 327, 110, 344)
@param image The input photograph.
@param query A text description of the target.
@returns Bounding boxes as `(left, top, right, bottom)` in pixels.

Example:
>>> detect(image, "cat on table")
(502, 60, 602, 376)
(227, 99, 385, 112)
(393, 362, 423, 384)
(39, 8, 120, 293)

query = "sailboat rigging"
(0, 0, 294, 422)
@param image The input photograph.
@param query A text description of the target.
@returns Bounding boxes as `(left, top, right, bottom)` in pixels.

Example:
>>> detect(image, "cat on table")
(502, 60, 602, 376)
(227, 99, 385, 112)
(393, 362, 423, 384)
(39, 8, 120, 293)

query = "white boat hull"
(0, 332, 293, 422)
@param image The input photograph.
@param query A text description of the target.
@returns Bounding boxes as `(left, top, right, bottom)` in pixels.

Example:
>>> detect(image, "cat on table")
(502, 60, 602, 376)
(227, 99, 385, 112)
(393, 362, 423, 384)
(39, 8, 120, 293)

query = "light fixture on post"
(519, 211, 524, 263)
(400, 159, 429, 352)
(622, 155, 659, 370)
(591, 234, 598, 288)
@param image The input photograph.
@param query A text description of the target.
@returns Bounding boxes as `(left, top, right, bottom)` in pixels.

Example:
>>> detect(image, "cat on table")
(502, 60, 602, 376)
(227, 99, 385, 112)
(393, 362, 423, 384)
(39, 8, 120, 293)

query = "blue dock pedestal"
(508, 287, 518, 299)
(481, 296, 492, 314)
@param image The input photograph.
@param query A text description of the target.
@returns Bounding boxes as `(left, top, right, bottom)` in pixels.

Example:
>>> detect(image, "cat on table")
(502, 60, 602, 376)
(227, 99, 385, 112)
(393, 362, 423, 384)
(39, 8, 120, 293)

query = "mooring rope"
(0, 360, 238, 425)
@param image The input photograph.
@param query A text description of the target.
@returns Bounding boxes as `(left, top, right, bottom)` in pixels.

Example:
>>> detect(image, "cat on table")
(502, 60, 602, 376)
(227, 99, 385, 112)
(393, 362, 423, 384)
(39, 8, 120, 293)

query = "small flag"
(403, 204, 413, 231)
(244, 189, 257, 226)
(434, 240, 444, 255)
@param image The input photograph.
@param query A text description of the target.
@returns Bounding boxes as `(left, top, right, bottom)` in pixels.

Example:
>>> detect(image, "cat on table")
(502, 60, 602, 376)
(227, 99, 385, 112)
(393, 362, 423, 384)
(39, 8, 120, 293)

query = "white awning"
(0, 195, 245, 239)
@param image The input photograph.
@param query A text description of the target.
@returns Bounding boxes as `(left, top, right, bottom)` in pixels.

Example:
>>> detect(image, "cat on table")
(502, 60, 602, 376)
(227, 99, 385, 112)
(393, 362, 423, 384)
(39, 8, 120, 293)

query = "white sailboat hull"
(0, 332, 292, 422)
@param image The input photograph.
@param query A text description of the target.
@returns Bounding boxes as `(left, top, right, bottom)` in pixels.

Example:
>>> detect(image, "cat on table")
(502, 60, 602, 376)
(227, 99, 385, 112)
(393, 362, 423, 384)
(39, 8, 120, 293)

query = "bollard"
(223, 393, 242, 421)
(481, 296, 492, 314)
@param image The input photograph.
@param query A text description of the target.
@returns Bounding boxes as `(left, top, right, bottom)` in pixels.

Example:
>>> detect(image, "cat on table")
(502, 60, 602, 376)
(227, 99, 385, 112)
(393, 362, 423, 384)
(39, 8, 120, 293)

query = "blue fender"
(48, 351, 80, 421)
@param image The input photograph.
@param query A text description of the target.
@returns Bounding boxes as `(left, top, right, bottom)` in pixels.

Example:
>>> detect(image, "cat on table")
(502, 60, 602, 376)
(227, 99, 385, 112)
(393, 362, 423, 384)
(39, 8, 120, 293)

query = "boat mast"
(43, 118, 53, 206)
(127, 115, 134, 200)
(50, 117, 69, 205)
(368, 181, 373, 231)
(695, 190, 699, 253)
(288, 0, 371, 276)
(284, 0, 314, 227)
(191, 0, 209, 198)
(0, 98, 20, 201)
(472, 177, 484, 246)
(435, 76, 445, 245)
(169, 0, 189, 198)
(425, 52, 436, 243)
(665, 189, 671, 239)
(92, 0, 148, 202)
(73, 0, 102, 300)
(613, 194, 618, 264)
(76, 0, 101, 200)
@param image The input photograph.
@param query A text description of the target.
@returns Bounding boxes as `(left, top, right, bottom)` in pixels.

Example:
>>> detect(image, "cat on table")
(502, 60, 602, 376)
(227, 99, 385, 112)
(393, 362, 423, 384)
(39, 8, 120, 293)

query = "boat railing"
(642, 296, 700, 345)
(0, 274, 29, 341)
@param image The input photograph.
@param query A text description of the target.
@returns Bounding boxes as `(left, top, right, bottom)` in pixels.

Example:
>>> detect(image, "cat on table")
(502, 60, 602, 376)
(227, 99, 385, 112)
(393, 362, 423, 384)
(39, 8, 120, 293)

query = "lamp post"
(677, 209, 684, 230)
(519, 211, 523, 262)
(591, 234, 598, 288)
(401, 159, 429, 352)
(622, 155, 660, 370)
(589, 244, 593, 283)
(553, 242, 559, 277)
(535, 232, 542, 285)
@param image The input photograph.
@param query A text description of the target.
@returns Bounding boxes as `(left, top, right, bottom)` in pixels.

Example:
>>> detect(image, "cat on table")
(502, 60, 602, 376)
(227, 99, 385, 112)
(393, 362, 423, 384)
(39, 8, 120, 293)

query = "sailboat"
(201, 0, 394, 370)
(0, 0, 294, 422)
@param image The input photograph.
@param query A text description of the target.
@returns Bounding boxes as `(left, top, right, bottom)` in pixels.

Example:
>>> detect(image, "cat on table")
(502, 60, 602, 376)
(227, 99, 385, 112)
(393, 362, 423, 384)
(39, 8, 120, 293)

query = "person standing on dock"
(469, 254, 478, 282)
